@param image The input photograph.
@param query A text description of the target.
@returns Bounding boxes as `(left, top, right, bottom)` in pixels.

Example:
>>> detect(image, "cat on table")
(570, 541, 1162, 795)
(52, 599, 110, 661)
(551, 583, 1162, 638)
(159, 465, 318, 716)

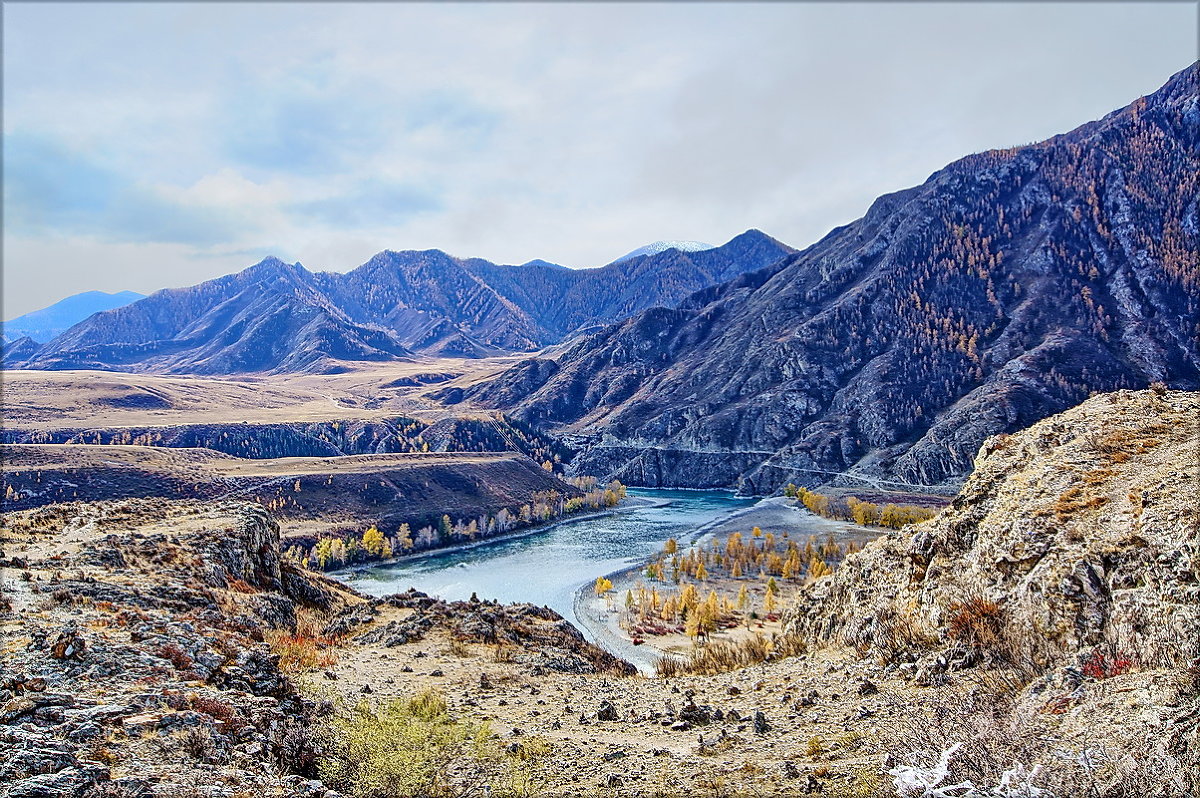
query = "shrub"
(871, 603, 938, 664)
(317, 690, 489, 798)
(190, 695, 249, 736)
(1082, 649, 1133, 680)
(267, 632, 338, 674)
(947, 597, 1005, 653)
(267, 607, 340, 674)
(156, 643, 195, 671)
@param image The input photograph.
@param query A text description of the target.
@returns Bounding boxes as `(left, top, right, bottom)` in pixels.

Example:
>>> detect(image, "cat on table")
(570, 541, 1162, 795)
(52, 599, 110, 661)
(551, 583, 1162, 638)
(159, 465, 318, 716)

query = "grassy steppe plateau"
(2, 361, 518, 430)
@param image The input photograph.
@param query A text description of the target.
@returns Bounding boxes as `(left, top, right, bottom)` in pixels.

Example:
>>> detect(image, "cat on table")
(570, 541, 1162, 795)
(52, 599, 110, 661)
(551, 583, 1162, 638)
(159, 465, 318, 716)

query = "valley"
(1, 57, 1197, 798)
(2, 388, 1195, 797)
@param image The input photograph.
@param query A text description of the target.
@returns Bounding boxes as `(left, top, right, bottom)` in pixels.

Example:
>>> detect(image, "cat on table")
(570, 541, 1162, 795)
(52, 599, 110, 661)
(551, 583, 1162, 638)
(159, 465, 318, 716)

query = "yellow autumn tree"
(362, 525, 386, 557)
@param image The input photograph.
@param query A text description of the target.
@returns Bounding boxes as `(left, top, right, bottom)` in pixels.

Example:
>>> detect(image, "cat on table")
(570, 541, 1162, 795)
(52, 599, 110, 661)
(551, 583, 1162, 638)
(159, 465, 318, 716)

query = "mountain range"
(10, 231, 793, 374)
(463, 63, 1200, 490)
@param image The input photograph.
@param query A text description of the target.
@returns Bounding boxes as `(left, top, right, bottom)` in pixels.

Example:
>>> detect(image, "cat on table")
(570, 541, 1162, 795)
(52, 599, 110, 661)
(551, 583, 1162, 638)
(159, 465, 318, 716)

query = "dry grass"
(877, 680, 1198, 797)
(869, 601, 939, 664)
(947, 596, 1005, 653)
(266, 606, 341, 675)
(655, 632, 807, 676)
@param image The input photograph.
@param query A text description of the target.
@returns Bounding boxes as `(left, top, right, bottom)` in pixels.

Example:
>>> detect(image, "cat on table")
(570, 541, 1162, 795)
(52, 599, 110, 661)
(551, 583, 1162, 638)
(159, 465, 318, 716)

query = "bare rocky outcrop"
(782, 389, 1200, 669)
(775, 388, 1200, 791)
(0, 499, 358, 798)
(0, 496, 635, 797)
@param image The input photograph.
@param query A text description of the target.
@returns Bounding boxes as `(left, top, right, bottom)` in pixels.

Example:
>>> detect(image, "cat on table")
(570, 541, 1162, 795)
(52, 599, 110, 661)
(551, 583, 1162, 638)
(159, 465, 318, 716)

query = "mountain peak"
(610, 240, 716, 264)
(243, 256, 300, 275)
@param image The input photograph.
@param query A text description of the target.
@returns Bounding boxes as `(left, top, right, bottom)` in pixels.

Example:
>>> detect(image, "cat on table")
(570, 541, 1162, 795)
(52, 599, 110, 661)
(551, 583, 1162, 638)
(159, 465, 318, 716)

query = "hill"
(468, 64, 1200, 490)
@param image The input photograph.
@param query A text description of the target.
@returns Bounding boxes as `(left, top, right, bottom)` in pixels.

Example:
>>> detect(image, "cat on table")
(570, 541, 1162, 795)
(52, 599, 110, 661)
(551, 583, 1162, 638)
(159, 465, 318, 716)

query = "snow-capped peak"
(611, 240, 716, 264)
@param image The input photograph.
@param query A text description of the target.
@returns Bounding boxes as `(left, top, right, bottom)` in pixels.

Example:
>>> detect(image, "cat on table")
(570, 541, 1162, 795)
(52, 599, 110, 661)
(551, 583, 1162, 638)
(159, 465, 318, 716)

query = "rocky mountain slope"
(13, 231, 792, 374)
(783, 387, 1200, 790)
(0, 499, 625, 798)
(3, 390, 1194, 796)
(469, 64, 1200, 491)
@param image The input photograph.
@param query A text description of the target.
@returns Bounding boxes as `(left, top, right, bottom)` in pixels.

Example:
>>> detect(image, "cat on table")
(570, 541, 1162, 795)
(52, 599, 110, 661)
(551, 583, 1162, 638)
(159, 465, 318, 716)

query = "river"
(340, 489, 756, 630)
(339, 488, 877, 661)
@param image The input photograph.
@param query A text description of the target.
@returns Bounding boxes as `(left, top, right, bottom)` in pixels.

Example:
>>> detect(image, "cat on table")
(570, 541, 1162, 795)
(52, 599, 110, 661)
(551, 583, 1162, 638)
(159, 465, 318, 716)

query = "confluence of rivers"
(339, 489, 877, 671)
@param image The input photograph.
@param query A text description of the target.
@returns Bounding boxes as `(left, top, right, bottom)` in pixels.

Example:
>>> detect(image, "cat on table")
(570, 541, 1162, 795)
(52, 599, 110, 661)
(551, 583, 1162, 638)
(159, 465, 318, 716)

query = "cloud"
(4, 132, 257, 247)
(2, 2, 1197, 318)
(288, 180, 443, 229)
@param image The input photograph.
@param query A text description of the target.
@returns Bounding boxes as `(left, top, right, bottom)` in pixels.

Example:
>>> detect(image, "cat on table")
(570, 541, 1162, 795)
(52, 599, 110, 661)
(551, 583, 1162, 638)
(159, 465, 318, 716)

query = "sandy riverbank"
(572, 495, 880, 675)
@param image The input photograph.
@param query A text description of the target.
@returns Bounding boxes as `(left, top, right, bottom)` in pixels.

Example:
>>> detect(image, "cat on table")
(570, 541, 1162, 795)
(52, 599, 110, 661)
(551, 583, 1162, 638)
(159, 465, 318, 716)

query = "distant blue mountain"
(3, 290, 145, 343)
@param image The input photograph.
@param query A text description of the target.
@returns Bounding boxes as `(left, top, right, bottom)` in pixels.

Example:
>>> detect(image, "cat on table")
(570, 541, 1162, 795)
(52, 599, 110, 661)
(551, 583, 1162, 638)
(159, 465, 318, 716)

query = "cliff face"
(1, 445, 585, 546)
(782, 388, 1200, 678)
(474, 64, 1200, 490)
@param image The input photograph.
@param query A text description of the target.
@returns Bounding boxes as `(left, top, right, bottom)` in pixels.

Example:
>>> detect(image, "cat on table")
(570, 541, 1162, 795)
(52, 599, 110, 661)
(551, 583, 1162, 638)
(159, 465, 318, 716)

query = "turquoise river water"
(340, 489, 759, 633)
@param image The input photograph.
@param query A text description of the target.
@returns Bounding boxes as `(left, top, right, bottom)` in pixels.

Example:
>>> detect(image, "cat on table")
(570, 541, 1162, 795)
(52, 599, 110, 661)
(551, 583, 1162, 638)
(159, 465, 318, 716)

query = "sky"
(3, 2, 1196, 319)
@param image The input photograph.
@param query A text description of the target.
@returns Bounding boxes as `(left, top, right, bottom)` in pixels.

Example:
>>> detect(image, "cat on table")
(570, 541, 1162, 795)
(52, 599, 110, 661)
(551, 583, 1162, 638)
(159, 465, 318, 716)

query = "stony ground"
(0, 499, 360, 798)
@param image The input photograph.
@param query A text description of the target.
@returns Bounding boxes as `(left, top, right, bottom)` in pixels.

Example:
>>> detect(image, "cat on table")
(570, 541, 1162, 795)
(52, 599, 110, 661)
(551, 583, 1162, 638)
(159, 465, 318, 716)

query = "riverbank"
(325, 495, 663, 578)
(571, 495, 880, 675)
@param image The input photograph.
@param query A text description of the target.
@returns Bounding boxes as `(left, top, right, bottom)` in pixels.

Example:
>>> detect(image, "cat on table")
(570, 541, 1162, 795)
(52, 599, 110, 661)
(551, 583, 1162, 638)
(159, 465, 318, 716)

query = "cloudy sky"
(3, 2, 1196, 319)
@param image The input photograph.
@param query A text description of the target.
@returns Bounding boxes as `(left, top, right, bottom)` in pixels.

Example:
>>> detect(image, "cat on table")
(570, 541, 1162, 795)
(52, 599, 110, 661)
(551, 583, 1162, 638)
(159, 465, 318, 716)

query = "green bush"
(318, 690, 488, 798)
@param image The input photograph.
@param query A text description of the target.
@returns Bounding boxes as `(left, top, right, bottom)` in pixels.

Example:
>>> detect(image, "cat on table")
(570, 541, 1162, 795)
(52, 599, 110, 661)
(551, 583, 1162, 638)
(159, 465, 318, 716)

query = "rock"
(2, 766, 106, 798)
(856, 679, 878, 696)
(1, 697, 38, 723)
(596, 700, 618, 721)
(49, 625, 86, 661)
(678, 703, 714, 726)
(782, 761, 801, 779)
(66, 723, 104, 742)
(753, 710, 770, 734)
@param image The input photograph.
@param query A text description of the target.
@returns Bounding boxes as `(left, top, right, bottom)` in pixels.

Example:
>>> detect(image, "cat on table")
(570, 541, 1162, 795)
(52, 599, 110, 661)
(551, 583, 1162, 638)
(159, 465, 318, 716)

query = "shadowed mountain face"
(468, 64, 1200, 490)
(17, 231, 793, 374)
(24, 260, 414, 374)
